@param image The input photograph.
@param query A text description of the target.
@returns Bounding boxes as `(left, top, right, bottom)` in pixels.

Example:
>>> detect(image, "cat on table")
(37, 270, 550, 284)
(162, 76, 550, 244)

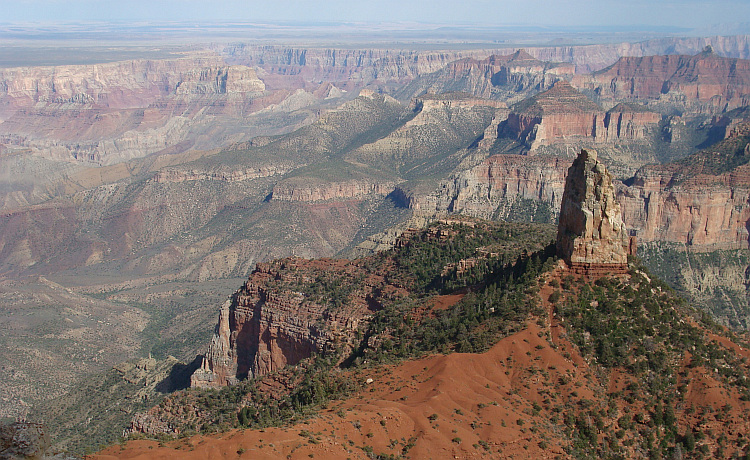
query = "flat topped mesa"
(556, 149, 635, 275)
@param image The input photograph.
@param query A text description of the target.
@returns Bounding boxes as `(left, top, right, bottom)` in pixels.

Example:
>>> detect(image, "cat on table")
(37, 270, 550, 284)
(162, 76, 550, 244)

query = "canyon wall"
(2, 38, 748, 166)
(503, 81, 661, 150)
(191, 257, 404, 387)
(410, 154, 569, 221)
(573, 48, 750, 113)
(271, 177, 396, 202)
(0, 56, 263, 111)
(413, 143, 750, 253)
(0, 53, 328, 165)
(618, 166, 750, 250)
(397, 50, 574, 102)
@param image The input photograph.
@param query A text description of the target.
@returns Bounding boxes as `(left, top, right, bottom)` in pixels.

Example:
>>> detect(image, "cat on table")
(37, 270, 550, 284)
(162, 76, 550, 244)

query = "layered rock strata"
(410, 50, 574, 101)
(504, 81, 660, 151)
(617, 125, 750, 250)
(270, 177, 396, 202)
(410, 154, 569, 219)
(556, 149, 635, 275)
(191, 258, 404, 388)
(573, 48, 750, 113)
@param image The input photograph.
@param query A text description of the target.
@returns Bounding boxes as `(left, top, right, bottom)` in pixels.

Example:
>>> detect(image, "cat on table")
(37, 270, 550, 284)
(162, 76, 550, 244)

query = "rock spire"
(556, 149, 635, 275)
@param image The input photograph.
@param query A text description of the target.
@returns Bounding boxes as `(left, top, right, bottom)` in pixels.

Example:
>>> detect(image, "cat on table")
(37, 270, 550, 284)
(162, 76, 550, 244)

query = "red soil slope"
(93, 269, 750, 459)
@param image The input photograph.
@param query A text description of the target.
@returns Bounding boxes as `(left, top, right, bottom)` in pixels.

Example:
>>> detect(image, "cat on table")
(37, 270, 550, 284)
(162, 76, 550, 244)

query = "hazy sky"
(2, 0, 748, 29)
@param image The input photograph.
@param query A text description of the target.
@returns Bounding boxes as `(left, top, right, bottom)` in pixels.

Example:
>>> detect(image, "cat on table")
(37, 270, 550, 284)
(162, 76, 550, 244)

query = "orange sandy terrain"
(92, 271, 750, 460)
(92, 317, 595, 460)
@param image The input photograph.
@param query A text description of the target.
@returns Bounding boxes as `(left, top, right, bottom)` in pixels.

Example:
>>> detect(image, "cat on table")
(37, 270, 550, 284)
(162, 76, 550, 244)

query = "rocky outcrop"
(191, 258, 405, 388)
(501, 82, 662, 151)
(602, 103, 662, 141)
(411, 154, 569, 220)
(556, 150, 634, 275)
(402, 50, 574, 102)
(573, 48, 750, 113)
(175, 65, 265, 95)
(270, 177, 396, 202)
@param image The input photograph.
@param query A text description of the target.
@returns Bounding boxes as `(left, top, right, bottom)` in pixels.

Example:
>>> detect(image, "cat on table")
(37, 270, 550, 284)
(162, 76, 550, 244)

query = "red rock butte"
(556, 149, 636, 276)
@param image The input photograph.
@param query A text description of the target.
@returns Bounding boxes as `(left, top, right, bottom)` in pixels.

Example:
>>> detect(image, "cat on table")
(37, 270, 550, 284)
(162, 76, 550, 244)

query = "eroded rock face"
(270, 177, 396, 202)
(503, 82, 660, 151)
(556, 150, 634, 273)
(573, 48, 750, 113)
(411, 154, 569, 221)
(190, 262, 341, 388)
(191, 257, 405, 388)
(0, 55, 273, 165)
(618, 168, 750, 250)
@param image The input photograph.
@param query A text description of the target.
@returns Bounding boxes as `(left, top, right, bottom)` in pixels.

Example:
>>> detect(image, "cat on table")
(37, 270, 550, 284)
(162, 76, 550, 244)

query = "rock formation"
(502, 81, 659, 151)
(572, 48, 750, 114)
(404, 50, 574, 101)
(617, 124, 750, 249)
(602, 103, 661, 142)
(410, 154, 569, 221)
(504, 81, 603, 151)
(0, 54, 282, 165)
(556, 149, 635, 275)
(409, 124, 750, 253)
(191, 258, 405, 388)
(270, 177, 396, 202)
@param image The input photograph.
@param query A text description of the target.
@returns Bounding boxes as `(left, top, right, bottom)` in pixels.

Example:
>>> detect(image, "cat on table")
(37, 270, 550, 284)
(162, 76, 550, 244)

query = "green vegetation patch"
(557, 265, 750, 459)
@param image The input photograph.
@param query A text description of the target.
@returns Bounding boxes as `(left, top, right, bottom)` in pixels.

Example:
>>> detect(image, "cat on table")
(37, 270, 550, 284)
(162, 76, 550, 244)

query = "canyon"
(1, 32, 750, 455)
(410, 124, 750, 253)
(107, 149, 750, 459)
(188, 148, 634, 393)
(574, 46, 750, 113)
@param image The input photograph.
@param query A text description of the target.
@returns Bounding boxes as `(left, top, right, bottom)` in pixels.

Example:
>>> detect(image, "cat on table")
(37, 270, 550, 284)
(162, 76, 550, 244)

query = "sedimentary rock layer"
(504, 81, 661, 150)
(573, 48, 750, 113)
(191, 258, 404, 388)
(556, 150, 633, 272)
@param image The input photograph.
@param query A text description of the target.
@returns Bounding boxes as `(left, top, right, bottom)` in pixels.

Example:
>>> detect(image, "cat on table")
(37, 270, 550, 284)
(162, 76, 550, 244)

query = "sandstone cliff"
(191, 257, 406, 387)
(573, 48, 750, 113)
(556, 150, 633, 274)
(220, 35, 750, 87)
(502, 81, 660, 151)
(396, 50, 574, 102)
(602, 103, 662, 141)
(617, 124, 750, 249)
(410, 154, 569, 221)
(0, 55, 264, 110)
(0, 53, 338, 165)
